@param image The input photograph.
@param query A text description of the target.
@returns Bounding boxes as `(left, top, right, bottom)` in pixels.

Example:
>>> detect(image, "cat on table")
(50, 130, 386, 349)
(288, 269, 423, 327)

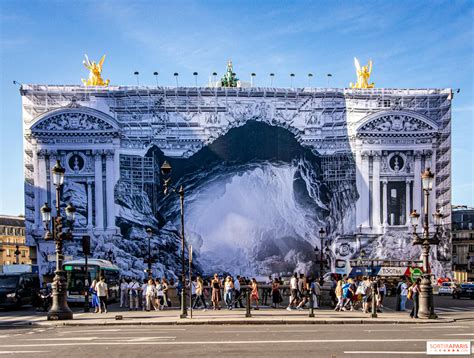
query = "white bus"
(63, 259, 120, 303)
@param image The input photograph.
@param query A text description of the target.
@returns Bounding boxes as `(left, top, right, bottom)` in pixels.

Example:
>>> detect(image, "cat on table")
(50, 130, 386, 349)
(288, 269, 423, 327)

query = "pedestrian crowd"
(87, 272, 421, 317)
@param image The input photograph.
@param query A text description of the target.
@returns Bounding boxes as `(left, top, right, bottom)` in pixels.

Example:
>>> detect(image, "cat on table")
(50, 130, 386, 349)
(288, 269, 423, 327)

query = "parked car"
(0, 272, 40, 309)
(452, 283, 474, 299)
(438, 282, 456, 295)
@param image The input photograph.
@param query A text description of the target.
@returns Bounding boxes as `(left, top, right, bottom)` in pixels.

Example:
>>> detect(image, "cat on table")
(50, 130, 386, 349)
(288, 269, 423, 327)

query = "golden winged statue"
(81, 54, 110, 86)
(350, 57, 374, 89)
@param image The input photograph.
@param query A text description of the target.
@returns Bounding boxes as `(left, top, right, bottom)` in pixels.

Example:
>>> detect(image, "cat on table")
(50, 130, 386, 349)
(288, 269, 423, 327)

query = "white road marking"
(0, 351, 50, 355)
(214, 330, 320, 333)
(443, 333, 474, 336)
(58, 328, 186, 333)
(408, 326, 467, 329)
(24, 336, 175, 341)
(344, 351, 425, 355)
(0, 338, 465, 347)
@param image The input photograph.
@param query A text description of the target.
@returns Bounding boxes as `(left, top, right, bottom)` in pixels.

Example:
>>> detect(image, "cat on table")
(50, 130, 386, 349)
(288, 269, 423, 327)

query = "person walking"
(250, 278, 259, 310)
(96, 276, 108, 314)
(90, 278, 100, 313)
(145, 279, 158, 311)
(378, 279, 386, 310)
(287, 273, 299, 311)
(155, 278, 164, 310)
(409, 278, 421, 319)
(128, 278, 140, 311)
(211, 274, 221, 310)
(193, 276, 207, 310)
(334, 280, 344, 311)
(271, 278, 281, 308)
(120, 278, 128, 309)
(399, 278, 409, 311)
(263, 275, 273, 306)
(224, 276, 234, 310)
(141, 278, 147, 311)
(233, 275, 244, 309)
(311, 277, 321, 309)
(395, 276, 404, 311)
(161, 278, 169, 309)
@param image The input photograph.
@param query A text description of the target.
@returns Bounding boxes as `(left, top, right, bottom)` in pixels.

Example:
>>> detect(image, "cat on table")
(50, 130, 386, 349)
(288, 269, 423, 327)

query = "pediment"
(30, 107, 119, 135)
(357, 111, 438, 136)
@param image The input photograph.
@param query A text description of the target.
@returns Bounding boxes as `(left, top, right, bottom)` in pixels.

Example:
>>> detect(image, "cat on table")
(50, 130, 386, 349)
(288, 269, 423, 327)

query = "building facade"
(452, 207, 474, 282)
(21, 85, 453, 278)
(0, 215, 34, 267)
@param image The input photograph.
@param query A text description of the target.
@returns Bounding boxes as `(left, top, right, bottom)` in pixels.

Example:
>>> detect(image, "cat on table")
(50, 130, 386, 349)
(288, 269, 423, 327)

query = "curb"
(5, 318, 455, 328)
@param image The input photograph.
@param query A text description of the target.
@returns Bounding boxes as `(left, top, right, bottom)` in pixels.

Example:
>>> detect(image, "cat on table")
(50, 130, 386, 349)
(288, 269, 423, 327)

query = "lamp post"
(160, 160, 187, 318)
(144, 228, 158, 279)
(409, 167, 441, 319)
(318, 228, 326, 284)
(40, 160, 75, 320)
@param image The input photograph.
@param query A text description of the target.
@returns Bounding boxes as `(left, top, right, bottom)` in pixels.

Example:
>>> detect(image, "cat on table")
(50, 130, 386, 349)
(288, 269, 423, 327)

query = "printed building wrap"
(21, 85, 453, 278)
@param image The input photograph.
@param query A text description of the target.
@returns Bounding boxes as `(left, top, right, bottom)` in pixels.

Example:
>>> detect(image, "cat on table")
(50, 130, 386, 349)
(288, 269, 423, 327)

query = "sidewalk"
(8, 307, 456, 327)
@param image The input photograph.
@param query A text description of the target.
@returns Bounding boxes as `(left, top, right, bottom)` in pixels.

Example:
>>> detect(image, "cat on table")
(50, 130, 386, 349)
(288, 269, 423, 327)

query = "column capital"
(414, 150, 422, 159)
(37, 149, 47, 159)
(104, 149, 114, 160)
(361, 151, 370, 160)
(405, 178, 413, 184)
(93, 150, 103, 159)
(382, 178, 388, 185)
(372, 150, 382, 160)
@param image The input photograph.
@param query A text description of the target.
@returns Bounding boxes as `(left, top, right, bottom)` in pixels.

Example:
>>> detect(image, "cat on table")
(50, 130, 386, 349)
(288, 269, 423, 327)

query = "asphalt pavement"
(0, 295, 472, 357)
(0, 321, 473, 357)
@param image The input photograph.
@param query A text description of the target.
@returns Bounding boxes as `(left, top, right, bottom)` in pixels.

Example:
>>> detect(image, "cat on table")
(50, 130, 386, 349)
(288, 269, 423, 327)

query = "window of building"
(453, 245, 457, 254)
(469, 245, 474, 253)
(21, 250, 26, 257)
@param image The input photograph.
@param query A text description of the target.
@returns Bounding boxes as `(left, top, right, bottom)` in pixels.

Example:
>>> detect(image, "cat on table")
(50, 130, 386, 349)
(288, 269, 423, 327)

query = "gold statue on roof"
(350, 57, 374, 89)
(82, 54, 110, 86)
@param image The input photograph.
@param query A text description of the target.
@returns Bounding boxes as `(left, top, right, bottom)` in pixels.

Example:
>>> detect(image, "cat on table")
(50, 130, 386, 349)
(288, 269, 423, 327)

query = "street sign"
(378, 267, 409, 277)
(410, 267, 423, 282)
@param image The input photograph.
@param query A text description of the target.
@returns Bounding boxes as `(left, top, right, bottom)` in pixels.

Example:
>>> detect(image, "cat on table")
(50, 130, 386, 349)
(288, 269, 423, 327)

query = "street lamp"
(144, 228, 158, 279)
(318, 228, 326, 284)
(160, 160, 187, 318)
(40, 160, 75, 320)
(410, 167, 440, 319)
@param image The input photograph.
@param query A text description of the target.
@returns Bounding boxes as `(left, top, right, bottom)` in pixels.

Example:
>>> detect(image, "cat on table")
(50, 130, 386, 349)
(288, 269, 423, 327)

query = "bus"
(63, 259, 120, 304)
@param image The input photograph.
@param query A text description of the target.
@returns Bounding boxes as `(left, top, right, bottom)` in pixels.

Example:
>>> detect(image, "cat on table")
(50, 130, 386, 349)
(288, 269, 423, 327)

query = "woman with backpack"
(409, 278, 421, 319)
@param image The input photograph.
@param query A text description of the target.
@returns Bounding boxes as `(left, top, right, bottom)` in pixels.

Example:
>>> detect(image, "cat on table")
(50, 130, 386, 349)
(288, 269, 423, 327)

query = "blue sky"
(0, 0, 473, 215)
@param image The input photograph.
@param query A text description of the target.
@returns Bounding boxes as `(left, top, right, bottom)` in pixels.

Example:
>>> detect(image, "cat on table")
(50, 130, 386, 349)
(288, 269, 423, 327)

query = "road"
(0, 295, 472, 357)
(0, 322, 473, 357)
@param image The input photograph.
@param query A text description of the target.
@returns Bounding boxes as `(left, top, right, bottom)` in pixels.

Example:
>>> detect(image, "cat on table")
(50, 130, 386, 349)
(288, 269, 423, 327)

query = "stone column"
(37, 150, 48, 230)
(355, 145, 363, 228)
(87, 177, 93, 229)
(382, 179, 388, 227)
(105, 150, 115, 230)
(361, 151, 370, 228)
(94, 151, 104, 230)
(372, 152, 381, 228)
(405, 179, 412, 225)
(49, 151, 58, 217)
(413, 151, 422, 213)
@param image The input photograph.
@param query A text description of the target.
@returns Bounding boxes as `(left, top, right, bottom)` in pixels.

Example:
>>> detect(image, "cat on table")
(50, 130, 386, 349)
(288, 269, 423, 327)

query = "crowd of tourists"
(88, 272, 421, 318)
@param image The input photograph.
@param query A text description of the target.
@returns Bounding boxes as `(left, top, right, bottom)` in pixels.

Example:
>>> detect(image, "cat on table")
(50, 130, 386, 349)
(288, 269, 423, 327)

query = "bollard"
(371, 281, 378, 318)
(308, 292, 315, 318)
(245, 288, 252, 318)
